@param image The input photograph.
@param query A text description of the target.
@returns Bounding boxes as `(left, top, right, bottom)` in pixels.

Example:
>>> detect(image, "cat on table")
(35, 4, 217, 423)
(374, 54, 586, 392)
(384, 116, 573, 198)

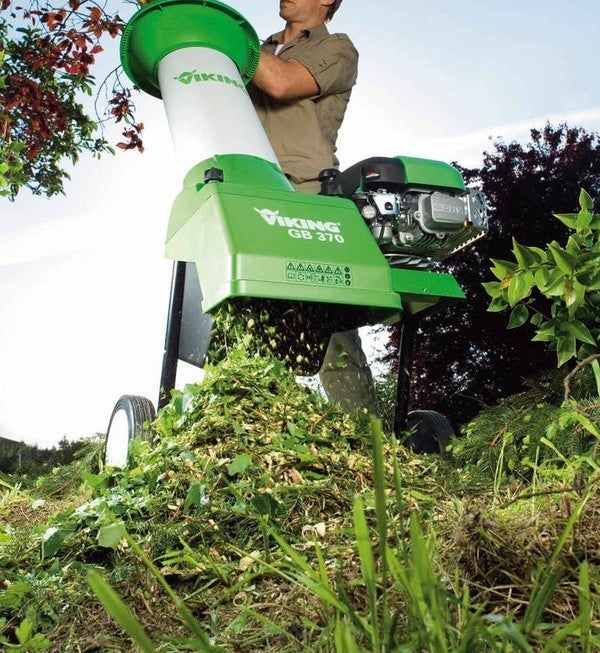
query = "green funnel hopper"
(120, 0, 260, 98)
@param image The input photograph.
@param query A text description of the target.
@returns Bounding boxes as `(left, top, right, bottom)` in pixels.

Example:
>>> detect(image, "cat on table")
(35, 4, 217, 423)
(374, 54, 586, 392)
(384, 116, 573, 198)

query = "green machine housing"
(166, 154, 465, 322)
(161, 152, 488, 389)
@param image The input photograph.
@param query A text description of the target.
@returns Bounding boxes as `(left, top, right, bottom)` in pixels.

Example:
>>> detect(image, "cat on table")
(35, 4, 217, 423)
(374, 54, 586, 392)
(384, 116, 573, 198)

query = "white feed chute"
(158, 47, 278, 175)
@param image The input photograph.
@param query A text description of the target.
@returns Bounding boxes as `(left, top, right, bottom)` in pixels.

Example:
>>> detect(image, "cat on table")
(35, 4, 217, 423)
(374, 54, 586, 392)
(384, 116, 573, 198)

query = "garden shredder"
(104, 0, 488, 467)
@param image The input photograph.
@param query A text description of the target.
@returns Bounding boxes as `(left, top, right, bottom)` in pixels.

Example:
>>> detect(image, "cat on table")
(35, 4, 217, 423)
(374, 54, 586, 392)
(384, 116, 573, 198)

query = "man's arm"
(252, 51, 320, 101)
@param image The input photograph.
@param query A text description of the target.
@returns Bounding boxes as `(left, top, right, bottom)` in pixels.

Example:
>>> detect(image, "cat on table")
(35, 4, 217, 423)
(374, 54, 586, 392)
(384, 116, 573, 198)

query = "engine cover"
(419, 191, 470, 231)
(355, 187, 488, 268)
(323, 156, 489, 269)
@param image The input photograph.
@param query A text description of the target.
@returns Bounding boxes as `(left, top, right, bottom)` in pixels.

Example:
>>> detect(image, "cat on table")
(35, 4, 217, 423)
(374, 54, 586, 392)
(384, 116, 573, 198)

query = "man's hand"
(252, 51, 320, 101)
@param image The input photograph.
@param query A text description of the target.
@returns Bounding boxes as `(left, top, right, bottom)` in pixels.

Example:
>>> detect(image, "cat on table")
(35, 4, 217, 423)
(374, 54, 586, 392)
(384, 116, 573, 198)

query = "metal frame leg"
(393, 316, 418, 435)
(392, 298, 460, 435)
(158, 261, 186, 410)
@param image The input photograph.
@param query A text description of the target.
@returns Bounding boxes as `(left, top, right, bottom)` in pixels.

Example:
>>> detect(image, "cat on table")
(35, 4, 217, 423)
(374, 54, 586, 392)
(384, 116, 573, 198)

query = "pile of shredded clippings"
(0, 343, 598, 651)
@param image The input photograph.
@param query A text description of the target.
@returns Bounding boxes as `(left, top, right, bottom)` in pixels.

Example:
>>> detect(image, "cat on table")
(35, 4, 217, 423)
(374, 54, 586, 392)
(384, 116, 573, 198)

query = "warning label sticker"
(285, 261, 353, 287)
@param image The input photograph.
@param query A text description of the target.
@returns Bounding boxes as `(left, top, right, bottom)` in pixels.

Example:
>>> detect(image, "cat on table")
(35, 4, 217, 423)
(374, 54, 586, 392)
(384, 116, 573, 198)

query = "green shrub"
(484, 189, 599, 375)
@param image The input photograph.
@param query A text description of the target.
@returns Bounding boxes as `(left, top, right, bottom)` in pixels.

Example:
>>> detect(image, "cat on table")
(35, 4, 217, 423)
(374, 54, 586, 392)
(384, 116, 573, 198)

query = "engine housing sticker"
(285, 261, 353, 287)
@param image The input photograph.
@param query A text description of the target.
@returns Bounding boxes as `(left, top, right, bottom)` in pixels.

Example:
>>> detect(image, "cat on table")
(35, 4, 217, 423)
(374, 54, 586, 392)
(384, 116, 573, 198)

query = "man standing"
(249, 0, 379, 415)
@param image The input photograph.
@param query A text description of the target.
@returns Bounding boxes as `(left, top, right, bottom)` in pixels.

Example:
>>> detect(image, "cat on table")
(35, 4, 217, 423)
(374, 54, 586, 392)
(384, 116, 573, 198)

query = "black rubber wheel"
(104, 395, 155, 468)
(405, 410, 454, 457)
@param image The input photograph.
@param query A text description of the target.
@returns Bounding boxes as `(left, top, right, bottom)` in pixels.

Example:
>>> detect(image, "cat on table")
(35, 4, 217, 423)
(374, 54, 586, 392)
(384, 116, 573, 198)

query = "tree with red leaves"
(0, 0, 142, 198)
(385, 124, 600, 427)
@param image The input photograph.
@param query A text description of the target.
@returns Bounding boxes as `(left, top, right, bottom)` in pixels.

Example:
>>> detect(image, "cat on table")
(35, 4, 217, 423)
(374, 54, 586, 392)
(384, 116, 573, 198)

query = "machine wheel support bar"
(159, 261, 186, 410)
(393, 299, 458, 438)
(393, 315, 418, 436)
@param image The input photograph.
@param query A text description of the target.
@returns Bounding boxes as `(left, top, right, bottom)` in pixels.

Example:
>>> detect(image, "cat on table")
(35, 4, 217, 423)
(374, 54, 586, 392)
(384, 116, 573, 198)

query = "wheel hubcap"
(105, 409, 130, 468)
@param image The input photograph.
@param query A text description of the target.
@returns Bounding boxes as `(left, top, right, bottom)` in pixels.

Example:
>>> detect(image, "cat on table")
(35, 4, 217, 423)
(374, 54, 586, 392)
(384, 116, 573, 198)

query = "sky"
(1, 0, 600, 446)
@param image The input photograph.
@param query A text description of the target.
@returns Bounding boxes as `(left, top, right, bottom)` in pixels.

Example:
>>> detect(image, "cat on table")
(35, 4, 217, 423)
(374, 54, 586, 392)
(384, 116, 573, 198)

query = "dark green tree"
(387, 124, 600, 426)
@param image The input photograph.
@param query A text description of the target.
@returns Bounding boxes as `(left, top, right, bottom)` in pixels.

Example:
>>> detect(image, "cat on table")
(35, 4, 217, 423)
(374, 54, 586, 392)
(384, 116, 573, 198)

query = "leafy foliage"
(485, 189, 599, 370)
(450, 370, 599, 481)
(0, 0, 141, 198)
(453, 186, 600, 483)
(0, 48, 27, 194)
(0, 435, 97, 479)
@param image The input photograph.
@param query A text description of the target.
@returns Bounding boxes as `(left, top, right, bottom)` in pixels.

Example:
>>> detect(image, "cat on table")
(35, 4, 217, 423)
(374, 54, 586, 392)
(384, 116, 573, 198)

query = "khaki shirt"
(249, 24, 358, 192)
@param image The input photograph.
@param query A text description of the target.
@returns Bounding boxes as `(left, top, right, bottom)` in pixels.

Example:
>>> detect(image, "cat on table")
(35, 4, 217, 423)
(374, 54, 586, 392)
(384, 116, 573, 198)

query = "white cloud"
(431, 106, 600, 167)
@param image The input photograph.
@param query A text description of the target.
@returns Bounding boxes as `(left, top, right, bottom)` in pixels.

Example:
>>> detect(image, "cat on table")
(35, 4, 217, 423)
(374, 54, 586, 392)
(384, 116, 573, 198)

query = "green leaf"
(566, 235, 583, 256)
(557, 335, 577, 367)
(15, 619, 33, 644)
(554, 212, 578, 228)
(578, 561, 591, 652)
(0, 582, 30, 610)
(564, 320, 596, 345)
(42, 526, 73, 558)
(251, 492, 280, 517)
(482, 281, 502, 298)
(576, 208, 593, 231)
(549, 242, 577, 274)
(579, 188, 594, 211)
(227, 453, 253, 476)
(97, 521, 127, 549)
(579, 250, 600, 269)
(485, 614, 534, 652)
(88, 571, 157, 653)
(84, 472, 109, 489)
(592, 359, 600, 396)
(522, 567, 564, 637)
(487, 295, 509, 312)
(530, 312, 544, 327)
(570, 411, 600, 439)
(564, 278, 586, 316)
(10, 141, 28, 154)
(512, 238, 538, 267)
(508, 304, 529, 329)
(489, 258, 518, 281)
(540, 267, 567, 296)
(334, 618, 361, 652)
(353, 495, 380, 650)
(13, 619, 51, 650)
(585, 271, 600, 290)
(184, 483, 208, 513)
(532, 323, 555, 342)
(534, 267, 550, 288)
(507, 272, 533, 306)
(529, 246, 547, 262)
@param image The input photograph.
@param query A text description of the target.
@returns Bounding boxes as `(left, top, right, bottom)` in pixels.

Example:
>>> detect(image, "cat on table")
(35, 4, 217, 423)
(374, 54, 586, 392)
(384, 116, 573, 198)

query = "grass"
(0, 345, 599, 651)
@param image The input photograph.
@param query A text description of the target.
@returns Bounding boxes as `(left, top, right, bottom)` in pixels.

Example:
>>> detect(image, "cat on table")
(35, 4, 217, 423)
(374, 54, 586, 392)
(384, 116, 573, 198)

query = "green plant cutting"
(484, 189, 600, 381)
